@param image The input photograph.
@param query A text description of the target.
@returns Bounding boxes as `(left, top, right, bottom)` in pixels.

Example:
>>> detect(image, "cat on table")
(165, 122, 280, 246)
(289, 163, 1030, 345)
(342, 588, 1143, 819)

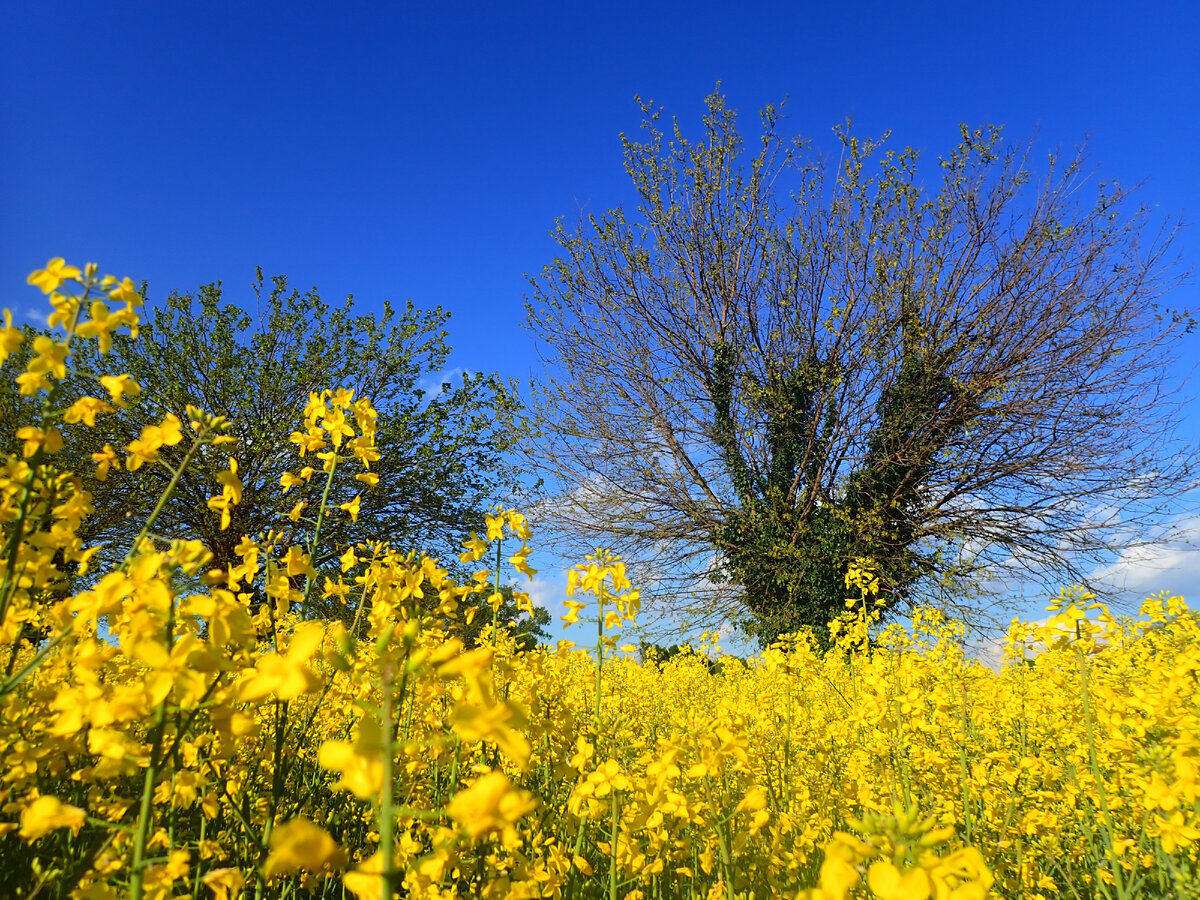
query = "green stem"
(566, 817, 589, 900)
(129, 699, 166, 900)
(0, 454, 42, 627)
(123, 428, 212, 570)
(609, 790, 621, 900)
(1078, 643, 1127, 900)
(594, 588, 605, 729)
(299, 451, 340, 617)
(380, 660, 397, 899)
(130, 587, 176, 900)
(0, 626, 70, 696)
(703, 776, 735, 892)
(263, 698, 289, 874)
(959, 679, 973, 844)
(492, 536, 502, 647)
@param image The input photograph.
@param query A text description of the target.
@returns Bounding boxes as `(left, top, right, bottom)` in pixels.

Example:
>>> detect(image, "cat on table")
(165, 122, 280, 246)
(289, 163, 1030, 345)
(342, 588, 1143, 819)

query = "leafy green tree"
(450, 583, 551, 651)
(525, 91, 1194, 645)
(3, 271, 527, 605)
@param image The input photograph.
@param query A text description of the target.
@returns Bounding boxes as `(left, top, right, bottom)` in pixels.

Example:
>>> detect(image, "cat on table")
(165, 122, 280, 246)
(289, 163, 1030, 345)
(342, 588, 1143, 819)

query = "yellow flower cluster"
(1, 262, 1198, 900)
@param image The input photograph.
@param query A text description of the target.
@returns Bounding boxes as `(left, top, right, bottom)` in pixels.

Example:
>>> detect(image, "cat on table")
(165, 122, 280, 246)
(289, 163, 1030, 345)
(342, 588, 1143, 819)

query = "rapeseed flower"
(2, 261, 1197, 900)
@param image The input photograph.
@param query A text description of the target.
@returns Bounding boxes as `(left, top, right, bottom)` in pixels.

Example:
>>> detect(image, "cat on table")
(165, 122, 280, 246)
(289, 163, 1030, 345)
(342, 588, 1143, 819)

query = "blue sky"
(4, 1, 1199, 645)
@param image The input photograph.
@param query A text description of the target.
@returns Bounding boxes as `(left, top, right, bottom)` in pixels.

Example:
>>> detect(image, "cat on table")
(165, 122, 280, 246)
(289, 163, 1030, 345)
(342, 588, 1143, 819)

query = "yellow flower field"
(1, 262, 1198, 899)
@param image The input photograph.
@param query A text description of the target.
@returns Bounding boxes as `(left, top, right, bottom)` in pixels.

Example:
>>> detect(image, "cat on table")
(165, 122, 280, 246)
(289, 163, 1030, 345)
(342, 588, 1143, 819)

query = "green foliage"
(3, 272, 529, 607)
(453, 583, 551, 652)
(636, 641, 727, 673)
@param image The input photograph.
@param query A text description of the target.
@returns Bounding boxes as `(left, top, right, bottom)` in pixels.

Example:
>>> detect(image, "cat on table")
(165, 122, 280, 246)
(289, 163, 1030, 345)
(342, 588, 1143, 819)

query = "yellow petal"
(20, 796, 87, 841)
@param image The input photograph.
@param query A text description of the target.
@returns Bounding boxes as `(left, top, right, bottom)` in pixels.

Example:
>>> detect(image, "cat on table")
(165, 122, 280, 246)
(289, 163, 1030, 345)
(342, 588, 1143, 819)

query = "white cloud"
(18, 306, 47, 326)
(418, 367, 473, 403)
(969, 632, 1010, 672)
(524, 570, 567, 615)
(968, 611, 1081, 672)
(1087, 513, 1200, 603)
(520, 568, 578, 646)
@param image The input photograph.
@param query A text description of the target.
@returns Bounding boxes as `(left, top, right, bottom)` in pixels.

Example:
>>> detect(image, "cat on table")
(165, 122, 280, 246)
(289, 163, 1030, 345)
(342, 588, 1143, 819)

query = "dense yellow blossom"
(1, 262, 1197, 900)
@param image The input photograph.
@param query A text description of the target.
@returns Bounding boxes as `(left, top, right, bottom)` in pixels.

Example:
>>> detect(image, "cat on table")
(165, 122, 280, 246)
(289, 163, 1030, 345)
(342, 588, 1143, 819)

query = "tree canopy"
(524, 91, 1194, 644)
(2, 272, 532, 623)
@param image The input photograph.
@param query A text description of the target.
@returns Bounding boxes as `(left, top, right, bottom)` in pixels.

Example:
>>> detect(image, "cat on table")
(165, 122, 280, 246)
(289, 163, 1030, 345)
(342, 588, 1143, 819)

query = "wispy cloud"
(1087, 513, 1200, 602)
(18, 306, 47, 326)
(524, 570, 567, 615)
(521, 569, 576, 646)
(418, 367, 473, 403)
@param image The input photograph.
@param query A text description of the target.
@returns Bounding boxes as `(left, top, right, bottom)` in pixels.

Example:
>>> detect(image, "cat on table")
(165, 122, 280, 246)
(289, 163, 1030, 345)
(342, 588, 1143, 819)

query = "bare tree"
(524, 91, 1195, 644)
